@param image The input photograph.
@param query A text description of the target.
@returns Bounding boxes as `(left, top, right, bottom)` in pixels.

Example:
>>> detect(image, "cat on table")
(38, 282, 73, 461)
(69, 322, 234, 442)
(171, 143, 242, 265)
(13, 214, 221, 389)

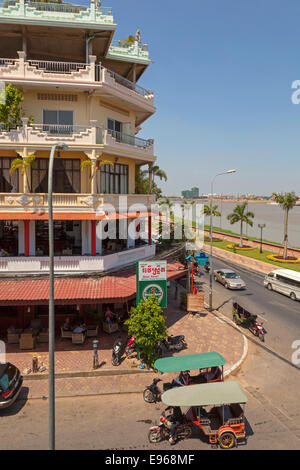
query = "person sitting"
(62, 317, 72, 331)
(174, 370, 190, 386)
(164, 406, 184, 445)
(207, 366, 220, 382)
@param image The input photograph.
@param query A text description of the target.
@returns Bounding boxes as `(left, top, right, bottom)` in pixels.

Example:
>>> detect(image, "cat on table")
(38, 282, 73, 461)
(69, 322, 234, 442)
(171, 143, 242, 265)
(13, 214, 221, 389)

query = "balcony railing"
(107, 129, 153, 150)
(0, 0, 114, 25)
(0, 121, 154, 154)
(28, 59, 87, 74)
(0, 57, 154, 102)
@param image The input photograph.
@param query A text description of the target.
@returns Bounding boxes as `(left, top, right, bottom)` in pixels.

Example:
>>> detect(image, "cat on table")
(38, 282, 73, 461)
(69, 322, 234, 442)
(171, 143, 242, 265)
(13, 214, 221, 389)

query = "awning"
(0, 261, 187, 306)
(154, 352, 226, 373)
(161, 381, 248, 407)
(0, 211, 154, 221)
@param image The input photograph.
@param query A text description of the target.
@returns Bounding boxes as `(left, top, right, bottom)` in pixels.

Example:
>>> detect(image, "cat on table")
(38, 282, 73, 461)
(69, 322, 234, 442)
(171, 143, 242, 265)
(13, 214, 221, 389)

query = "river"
(203, 202, 300, 248)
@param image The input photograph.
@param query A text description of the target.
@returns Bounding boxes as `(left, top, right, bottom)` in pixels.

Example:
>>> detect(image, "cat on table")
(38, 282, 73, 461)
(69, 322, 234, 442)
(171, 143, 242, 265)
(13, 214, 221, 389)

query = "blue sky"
(78, 0, 300, 196)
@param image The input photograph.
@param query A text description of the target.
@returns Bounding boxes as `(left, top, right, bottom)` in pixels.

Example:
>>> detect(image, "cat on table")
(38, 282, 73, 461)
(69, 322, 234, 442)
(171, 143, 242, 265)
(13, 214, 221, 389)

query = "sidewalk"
(8, 285, 247, 399)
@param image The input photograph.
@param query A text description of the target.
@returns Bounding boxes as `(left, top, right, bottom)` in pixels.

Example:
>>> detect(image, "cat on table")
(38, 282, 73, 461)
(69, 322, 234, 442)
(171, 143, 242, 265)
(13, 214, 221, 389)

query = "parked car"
(0, 362, 23, 410)
(213, 268, 246, 290)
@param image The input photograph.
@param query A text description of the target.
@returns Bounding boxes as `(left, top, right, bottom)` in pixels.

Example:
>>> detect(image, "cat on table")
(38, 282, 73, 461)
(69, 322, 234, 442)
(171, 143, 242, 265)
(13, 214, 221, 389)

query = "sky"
(77, 0, 300, 196)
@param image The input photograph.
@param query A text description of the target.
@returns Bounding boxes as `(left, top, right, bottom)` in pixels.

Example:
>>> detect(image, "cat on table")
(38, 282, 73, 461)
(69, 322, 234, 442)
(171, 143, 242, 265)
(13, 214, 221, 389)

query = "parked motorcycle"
(112, 337, 125, 366)
(125, 335, 137, 357)
(156, 335, 186, 357)
(148, 411, 193, 443)
(143, 378, 174, 403)
(204, 262, 210, 273)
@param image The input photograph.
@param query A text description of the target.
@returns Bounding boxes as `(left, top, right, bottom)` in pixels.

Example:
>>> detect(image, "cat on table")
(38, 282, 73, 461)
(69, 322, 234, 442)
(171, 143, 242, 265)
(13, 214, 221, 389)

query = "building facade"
(0, 0, 157, 276)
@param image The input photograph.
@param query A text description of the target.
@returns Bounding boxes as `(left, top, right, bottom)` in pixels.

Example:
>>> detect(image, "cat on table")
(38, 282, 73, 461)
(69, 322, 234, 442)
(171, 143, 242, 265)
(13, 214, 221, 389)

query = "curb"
(22, 367, 154, 381)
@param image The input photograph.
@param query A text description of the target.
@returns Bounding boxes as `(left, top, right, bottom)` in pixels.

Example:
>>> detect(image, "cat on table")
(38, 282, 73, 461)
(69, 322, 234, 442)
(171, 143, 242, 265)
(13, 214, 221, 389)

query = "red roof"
(0, 261, 186, 306)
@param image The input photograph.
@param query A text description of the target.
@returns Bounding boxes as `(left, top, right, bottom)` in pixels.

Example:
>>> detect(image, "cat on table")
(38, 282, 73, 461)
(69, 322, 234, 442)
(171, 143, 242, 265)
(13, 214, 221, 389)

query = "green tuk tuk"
(148, 381, 248, 448)
(143, 352, 226, 403)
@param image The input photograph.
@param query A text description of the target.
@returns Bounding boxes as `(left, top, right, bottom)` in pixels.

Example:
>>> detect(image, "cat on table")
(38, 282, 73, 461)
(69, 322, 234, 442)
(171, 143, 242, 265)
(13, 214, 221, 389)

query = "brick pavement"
(6, 284, 246, 398)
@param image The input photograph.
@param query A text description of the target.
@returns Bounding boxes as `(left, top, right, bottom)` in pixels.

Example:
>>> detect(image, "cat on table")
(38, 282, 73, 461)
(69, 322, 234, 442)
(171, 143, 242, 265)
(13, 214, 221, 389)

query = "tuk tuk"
(154, 352, 226, 384)
(232, 296, 266, 341)
(156, 381, 248, 449)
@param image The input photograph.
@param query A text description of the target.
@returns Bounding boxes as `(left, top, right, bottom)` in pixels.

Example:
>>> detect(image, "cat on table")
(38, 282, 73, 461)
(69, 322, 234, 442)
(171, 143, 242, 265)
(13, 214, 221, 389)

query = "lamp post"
(48, 142, 68, 451)
(209, 169, 237, 312)
(258, 223, 266, 254)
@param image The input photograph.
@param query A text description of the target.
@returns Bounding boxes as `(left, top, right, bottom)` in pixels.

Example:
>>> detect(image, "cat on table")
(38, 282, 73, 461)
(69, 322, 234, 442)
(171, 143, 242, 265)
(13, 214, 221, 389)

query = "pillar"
(91, 220, 96, 256)
(148, 162, 153, 194)
(148, 213, 152, 245)
(24, 220, 30, 257)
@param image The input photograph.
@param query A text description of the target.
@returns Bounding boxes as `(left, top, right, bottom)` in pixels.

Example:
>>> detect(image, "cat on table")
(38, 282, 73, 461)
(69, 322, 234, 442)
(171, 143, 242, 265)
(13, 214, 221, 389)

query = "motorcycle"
(148, 411, 193, 443)
(204, 262, 210, 273)
(112, 337, 125, 366)
(125, 335, 137, 357)
(156, 335, 186, 357)
(249, 320, 266, 342)
(143, 378, 175, 403)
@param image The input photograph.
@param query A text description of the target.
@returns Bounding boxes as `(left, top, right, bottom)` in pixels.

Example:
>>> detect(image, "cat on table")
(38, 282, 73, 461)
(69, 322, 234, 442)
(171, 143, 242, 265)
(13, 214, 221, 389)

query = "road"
(0, 392, 299, 450)
(193, 256, 300, 442)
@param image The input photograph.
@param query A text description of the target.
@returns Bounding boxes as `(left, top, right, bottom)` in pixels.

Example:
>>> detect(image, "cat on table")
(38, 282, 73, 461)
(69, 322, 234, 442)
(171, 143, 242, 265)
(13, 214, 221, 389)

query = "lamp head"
(56, 142, 68, 152)
(226, 169, 237, 174)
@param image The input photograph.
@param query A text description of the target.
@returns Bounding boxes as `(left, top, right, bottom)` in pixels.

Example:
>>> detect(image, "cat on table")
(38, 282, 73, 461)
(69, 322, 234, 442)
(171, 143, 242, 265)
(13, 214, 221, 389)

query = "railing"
(0, 123, 17, 131)
(0, 58, 16, 66)
(110, 40, 149, 52)
(28, 59, 88, 74)
(26, 1, 113, 16)
(104, 67, 151, 97)
(31, 124, 90, 135)
(107, 129, 153, 149)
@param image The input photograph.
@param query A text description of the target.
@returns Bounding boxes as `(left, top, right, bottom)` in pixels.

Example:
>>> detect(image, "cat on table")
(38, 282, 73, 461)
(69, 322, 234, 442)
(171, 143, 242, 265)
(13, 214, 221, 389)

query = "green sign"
(136, 261, 167, 308)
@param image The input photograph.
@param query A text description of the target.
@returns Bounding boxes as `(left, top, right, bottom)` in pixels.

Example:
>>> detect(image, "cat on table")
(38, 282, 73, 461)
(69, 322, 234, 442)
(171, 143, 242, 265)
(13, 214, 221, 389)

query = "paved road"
(193, 256, 300, 443)
(0, 393, 299, 450)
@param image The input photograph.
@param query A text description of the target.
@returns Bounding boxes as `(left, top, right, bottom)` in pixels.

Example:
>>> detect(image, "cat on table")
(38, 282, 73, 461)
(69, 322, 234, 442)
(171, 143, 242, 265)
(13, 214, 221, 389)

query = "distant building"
(181, 187, 199, 199)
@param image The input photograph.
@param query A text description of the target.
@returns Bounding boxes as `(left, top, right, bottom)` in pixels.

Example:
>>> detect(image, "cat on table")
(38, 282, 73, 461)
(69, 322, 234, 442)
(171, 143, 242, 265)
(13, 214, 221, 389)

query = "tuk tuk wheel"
(219, 432, 236, 449)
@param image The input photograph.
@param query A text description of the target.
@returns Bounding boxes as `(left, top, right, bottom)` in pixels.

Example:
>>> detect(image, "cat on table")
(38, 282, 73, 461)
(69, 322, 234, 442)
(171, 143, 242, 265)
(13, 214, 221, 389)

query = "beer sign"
(136, 261, 167, 307)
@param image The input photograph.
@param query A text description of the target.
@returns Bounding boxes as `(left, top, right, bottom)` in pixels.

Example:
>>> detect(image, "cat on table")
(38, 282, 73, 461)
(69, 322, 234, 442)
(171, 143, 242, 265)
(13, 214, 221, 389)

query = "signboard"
(136, 260, 167, 307)
(187, 293, 205, 313)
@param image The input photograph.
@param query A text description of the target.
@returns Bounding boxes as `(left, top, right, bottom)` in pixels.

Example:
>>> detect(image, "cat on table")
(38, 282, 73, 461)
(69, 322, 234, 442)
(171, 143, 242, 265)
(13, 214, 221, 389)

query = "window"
(43, 110, 74, 134)
(100, 163, 128, 194)
(107, 118, 123, 142)
(31, 158, 80, 193)
(0, 157, 18, 192)
(276, 274, 300, 289)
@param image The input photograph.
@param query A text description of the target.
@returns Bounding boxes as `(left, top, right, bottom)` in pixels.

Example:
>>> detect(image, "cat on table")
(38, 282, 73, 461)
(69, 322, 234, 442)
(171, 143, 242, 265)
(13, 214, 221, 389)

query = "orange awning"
(0, 211, 155, 221)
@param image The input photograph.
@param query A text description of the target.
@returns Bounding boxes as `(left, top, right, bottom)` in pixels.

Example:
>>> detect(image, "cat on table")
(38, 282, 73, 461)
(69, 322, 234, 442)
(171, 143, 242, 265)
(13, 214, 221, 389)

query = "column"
(148, 163, 153, 194)
(96, 221, 102, 255)
(24, 220, 30, 257)
(29, 220, 36, 256)
(148, 213, 152, 245)
(91, 220, 96, 256)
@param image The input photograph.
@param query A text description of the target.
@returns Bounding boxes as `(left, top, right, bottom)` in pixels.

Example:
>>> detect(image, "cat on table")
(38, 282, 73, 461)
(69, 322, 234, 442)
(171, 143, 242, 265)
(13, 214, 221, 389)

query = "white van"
(264, 268, 300, 301)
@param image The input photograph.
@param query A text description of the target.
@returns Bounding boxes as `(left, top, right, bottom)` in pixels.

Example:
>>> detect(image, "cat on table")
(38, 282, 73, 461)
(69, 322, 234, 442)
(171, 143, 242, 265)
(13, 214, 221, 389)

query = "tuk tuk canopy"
(233, 295, 265, 316)
(161, 381, 248, 407)
(154, 352, 226, 373)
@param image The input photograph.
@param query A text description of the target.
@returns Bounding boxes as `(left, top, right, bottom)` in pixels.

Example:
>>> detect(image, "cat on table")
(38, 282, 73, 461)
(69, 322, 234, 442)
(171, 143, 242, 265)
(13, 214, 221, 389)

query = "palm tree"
(10, 153, 36, 193)
(141, 164, 167, 188)
(272, 192, 297, 259)
(204, 204, 221, 217)
(81, 158, 113, 193)
(227, 202, 254, 247)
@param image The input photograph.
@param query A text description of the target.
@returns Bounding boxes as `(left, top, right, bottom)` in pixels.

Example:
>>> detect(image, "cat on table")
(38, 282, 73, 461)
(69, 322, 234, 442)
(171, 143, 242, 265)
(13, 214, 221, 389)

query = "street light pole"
(48, 142, 68, 451)
(258, 223, 266, 254)
(209, 170, 237, 312)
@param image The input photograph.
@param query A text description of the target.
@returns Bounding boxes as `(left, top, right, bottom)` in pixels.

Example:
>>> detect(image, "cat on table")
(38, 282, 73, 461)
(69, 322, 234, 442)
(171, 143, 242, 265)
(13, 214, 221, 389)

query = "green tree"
(227, 202, 254, 247)
(10, 154, 36, 193)
(141, 165, 167, 187)
(272, 192, 297, 259)
(125, 295, 167, 366)
(0, 84, 32, 130)
(135, 166, 163, 200)
(81, 158, 113, 193)
(204, 204, 221, 217)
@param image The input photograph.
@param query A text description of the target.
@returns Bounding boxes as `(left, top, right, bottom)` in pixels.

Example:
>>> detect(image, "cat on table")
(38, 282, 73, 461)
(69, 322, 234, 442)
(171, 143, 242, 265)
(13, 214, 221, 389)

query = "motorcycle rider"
(164, 406, 184, 445)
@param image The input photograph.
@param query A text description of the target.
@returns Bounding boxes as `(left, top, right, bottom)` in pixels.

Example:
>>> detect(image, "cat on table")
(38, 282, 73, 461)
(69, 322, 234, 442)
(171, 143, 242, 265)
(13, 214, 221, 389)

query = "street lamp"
(48, 142, 68, 451)
(258, 223, 266, 254)
(209, 169, 237, 312)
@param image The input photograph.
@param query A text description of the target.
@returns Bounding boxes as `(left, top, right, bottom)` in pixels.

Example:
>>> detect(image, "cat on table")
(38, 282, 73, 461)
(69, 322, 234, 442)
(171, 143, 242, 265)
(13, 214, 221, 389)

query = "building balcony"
(0, 120, 154, 158)
(0, 55, 155, 108)
(0, 0, 114, 28)
(106, 40, 150, 65)
(0, 244, 156, 275)
(0, 192, 155, 211)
